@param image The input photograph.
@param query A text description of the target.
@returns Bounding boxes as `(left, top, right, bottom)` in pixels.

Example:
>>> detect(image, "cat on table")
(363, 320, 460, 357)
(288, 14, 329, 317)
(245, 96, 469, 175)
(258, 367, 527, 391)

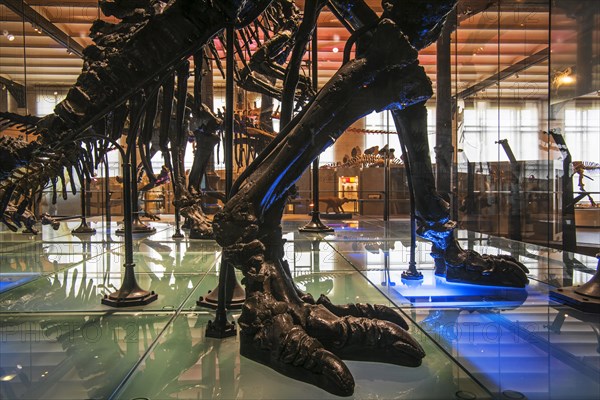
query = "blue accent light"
(388, 271, 529, 309)
(260, 159, 298, 212)
(418, 219, 453, 250)
(0, 274, 38, 293)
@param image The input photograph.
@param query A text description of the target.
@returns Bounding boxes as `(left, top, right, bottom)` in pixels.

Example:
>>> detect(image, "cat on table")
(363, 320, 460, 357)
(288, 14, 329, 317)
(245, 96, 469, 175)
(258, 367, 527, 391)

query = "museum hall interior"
(0, 1, 599, 399)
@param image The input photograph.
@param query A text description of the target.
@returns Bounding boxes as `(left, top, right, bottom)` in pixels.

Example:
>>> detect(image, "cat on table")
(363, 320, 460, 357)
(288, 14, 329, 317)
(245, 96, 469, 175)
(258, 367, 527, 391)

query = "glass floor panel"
(0, 217, 598, 399)
(367, 269, 551, 309)
(412, 306, 600, 400)
(0, 269, 216, 314)
(0, 312, 175, 400)
(115, 312, 493, 400)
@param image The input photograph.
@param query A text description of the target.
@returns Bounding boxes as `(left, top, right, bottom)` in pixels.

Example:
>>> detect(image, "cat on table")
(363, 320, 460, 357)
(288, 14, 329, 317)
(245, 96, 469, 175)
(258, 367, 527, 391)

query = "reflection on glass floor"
(0, 217, 598, 399)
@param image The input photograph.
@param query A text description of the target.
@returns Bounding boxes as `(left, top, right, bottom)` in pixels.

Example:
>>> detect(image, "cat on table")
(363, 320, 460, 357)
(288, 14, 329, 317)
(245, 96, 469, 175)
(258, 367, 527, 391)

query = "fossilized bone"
(0, 130, 98, 233)
(0, 1, 421, 395)
(342, 0, 528, 288)
(327, 152, 404, 168)
(135, 0, 320, 236)
(0, 0, 528, 396)
(235, 0, 314, 103)
(207, 0, 315, 109)
(0, 135, 34, 181)
(0, 0, 278, 235)
(573, 161, 599, 207)
(0, 95, 195, 232)
(0, 112, 40, 136)
(212, 0, 453, 394)
(0, 0, 305, 237)
(319, 196, 350, 213)
(212, 0, 528, 394)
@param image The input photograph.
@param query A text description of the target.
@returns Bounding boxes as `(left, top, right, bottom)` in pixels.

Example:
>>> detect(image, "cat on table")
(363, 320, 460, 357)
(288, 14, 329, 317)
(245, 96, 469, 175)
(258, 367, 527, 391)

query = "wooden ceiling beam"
(27, 1, 98, 6)
(0, 0, 84, 57)
(0, 76, 26, 107)
(457, 47, 549, 98)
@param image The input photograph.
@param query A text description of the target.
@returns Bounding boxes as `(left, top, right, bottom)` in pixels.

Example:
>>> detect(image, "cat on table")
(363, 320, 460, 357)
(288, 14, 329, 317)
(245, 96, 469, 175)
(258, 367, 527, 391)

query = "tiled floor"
(0, 217, 598, 399)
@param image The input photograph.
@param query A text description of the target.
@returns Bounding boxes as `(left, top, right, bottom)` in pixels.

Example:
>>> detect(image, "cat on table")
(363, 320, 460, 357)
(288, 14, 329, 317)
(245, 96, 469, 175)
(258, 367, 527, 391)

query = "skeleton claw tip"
(320, 352, 355, 397)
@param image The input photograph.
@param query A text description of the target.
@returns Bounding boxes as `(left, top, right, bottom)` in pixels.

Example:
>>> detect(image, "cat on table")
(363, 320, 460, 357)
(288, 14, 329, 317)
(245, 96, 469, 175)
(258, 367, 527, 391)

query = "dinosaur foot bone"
(420, 219, 529, 288)
(238, 287, 424, 396)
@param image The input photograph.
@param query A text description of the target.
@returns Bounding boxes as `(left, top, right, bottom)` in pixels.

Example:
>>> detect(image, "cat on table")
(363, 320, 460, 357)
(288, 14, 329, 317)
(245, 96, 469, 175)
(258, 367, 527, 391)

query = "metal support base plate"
(550, 286, 600, 313)
(299, 212, 334, 233)
(102, 290, 158, 307)
(401, 270, 423, 280)
(72, 222, 96, 234)
(197, 283, 246, 310)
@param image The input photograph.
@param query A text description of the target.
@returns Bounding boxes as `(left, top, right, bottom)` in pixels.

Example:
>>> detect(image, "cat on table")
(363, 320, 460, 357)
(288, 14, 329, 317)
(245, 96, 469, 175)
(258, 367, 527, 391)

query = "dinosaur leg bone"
(234, 36, 430, 219)
(392, 104, 529, 287)
(213, 19, 428, 396)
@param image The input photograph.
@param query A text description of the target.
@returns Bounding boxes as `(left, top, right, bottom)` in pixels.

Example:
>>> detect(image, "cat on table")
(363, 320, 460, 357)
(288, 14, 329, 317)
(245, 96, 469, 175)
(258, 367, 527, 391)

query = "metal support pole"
(224, 39, 234, 201)
(548, 129, 578, 280)
(63, 135, 158, 307)
(435, 9, 455, 204)
(104, 155, 112, 231)
(383, 116, 390, 222)
(197, 47, 245, 310)
(173, 61, 190, 239)
(394, 115, 422, 281)
(130, 140, 155, 234)
(496, 139, 522, 241)
(102, 152, 158, 306)
(300, 25, 333, 233)
(206, 24, 237, 338)
(172, 205, 184, 238)
(72, 174, 96, 234)
(548, 130, 577, 253)
(116, 99, 155, 236)
(399, 132, 422, 281)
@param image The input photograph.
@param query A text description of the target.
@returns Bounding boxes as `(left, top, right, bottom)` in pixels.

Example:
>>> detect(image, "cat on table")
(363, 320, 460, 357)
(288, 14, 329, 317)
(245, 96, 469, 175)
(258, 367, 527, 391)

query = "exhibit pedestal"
(102, 263, 158, 307)
(72, 219, 96, 234)
(550, 254, 600, 313)
(197, 274, 245, 310)
(299, 211, 335, 233)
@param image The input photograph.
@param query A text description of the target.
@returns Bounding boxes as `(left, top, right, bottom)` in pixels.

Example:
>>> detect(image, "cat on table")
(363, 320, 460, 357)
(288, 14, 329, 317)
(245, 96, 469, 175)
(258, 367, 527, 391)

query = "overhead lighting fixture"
(3, 30, 15, 41)
(553, 67, 576, 88)
(0, 374, 17, 382)
(332, 47, 339, 53)
(558, 74, 575, 84)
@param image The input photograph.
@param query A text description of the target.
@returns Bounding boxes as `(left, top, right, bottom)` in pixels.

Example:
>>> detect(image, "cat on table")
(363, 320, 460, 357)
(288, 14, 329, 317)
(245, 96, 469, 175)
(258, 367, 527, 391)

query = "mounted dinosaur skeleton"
(212, 0, 528, 395)
(0, 125, 101, 233)
(0, 0, 530, 396)
(572, 161, 600, 207)
(323, 152, 404, 168)
(0, 0, 311, 238)
(208, 0, 315, 108)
